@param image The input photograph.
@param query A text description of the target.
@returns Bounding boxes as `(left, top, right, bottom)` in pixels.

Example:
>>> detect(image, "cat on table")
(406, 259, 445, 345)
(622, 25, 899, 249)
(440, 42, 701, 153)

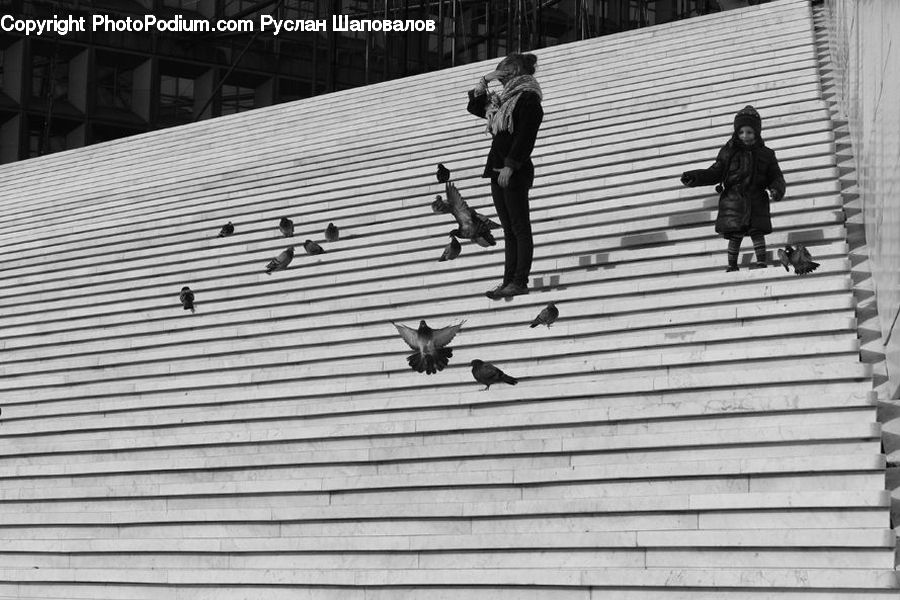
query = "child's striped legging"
(727, 234, 766, 267)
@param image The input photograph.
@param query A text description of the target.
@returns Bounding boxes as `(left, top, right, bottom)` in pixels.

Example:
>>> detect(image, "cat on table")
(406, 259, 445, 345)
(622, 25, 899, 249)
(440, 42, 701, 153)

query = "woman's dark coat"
(682, 137, 786, 237)
(467, 89, 543, 188)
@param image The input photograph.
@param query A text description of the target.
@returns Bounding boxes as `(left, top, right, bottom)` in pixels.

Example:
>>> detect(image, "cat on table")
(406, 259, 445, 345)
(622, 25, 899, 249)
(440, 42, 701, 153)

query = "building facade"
(0, 0, 750, 163)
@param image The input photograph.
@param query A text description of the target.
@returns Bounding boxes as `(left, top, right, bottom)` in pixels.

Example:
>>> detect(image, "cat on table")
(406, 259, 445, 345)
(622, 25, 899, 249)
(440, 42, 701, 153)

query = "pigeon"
(445, 182, 498, 247)
(439, 236, 461, 262)
(431, 195, 452, 214)
(436, 163, 451, 183)
(179, 286, 195, 313)
(266, 246, 294, 274)
(530, 302, 559, 328)
(218, 221, 234, 237)
(278, 217, 294, 238)
(324, 222, 340, 242)
(470, 359, 518, 390)
(303, 239, 325, 255)
(778, 244, 820, 275)
(392, 319, 465, 374)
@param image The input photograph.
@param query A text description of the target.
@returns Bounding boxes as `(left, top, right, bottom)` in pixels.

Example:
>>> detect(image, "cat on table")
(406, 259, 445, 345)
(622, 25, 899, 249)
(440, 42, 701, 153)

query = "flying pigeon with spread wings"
(444, 182, 498, 247)
(392, 319, 465, 375)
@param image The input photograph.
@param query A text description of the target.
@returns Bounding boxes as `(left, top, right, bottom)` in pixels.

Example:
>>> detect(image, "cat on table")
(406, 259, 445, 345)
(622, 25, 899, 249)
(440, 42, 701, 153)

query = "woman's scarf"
(485, 74, 543, 136)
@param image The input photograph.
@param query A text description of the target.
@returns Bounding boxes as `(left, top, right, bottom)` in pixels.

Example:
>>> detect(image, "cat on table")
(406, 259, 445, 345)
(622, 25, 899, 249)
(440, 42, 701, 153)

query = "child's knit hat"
(733, 105, 762, 135)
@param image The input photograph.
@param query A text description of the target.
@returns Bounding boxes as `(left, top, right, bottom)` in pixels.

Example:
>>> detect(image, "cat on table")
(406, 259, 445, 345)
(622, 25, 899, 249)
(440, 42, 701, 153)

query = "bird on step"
(470, 359, 518, 390)
(530, 302, 559, 328)
(324, 223, 340, 242)
(392, 319, 465, 374)
(179, 286, 195, 313)
(436, 163, 451, 183)
(218, 221, 234, 237)
(778, 244, 820, 275)
(266, 246, 294, 274)
(278, 217, 295, 238)
(303, 239, 325, 255)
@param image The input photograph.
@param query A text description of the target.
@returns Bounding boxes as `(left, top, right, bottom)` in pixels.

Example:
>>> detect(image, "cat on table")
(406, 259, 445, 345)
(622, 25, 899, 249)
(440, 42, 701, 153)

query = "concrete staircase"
(0, 0, 895, 597)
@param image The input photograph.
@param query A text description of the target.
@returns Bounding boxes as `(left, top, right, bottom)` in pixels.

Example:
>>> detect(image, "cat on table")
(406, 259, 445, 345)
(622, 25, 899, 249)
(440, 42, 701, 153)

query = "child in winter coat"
(680, 105, 786, 271)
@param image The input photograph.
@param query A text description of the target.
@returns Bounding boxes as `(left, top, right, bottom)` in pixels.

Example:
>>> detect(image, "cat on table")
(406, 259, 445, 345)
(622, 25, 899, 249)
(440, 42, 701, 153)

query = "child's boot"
(726, 236, 741, 272)
(751, 235, 767, 269)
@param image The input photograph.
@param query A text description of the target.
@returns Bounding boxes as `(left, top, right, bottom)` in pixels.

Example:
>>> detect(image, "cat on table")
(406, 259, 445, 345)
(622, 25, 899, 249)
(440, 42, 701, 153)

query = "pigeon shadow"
(326, 233, 356, 242)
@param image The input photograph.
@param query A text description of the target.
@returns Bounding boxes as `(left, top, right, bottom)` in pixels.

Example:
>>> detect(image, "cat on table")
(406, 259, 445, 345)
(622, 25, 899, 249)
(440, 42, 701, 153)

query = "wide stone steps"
(0, 565, 894, 589)
(0, 245, 853, 351)
(0, 88, 830, 254)
(0, 148, 840, 287)
(0, 49, 824, 262)
(0, 0, 812, 195)
(0, 203, 847, 337)
(0, 260, 856, 359)
(0, 314, 857, 408)
(0, 588, 894, 600)
(0, 433, 882, 499)
(1, 363, 873, 440)
(0, 293, 855, 385)
(0, 196, 845, 324)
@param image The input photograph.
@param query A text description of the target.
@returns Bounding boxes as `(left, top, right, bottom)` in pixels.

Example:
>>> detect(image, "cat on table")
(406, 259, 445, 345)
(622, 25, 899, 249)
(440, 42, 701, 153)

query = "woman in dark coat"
(467, 53, 544, 299)
(681, 105, 786, 271)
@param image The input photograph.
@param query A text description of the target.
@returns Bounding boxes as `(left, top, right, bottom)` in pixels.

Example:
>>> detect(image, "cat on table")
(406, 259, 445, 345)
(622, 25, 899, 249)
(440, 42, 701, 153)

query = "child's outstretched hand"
(766, 188, 777, 201)
(680, 173, 696, 187)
